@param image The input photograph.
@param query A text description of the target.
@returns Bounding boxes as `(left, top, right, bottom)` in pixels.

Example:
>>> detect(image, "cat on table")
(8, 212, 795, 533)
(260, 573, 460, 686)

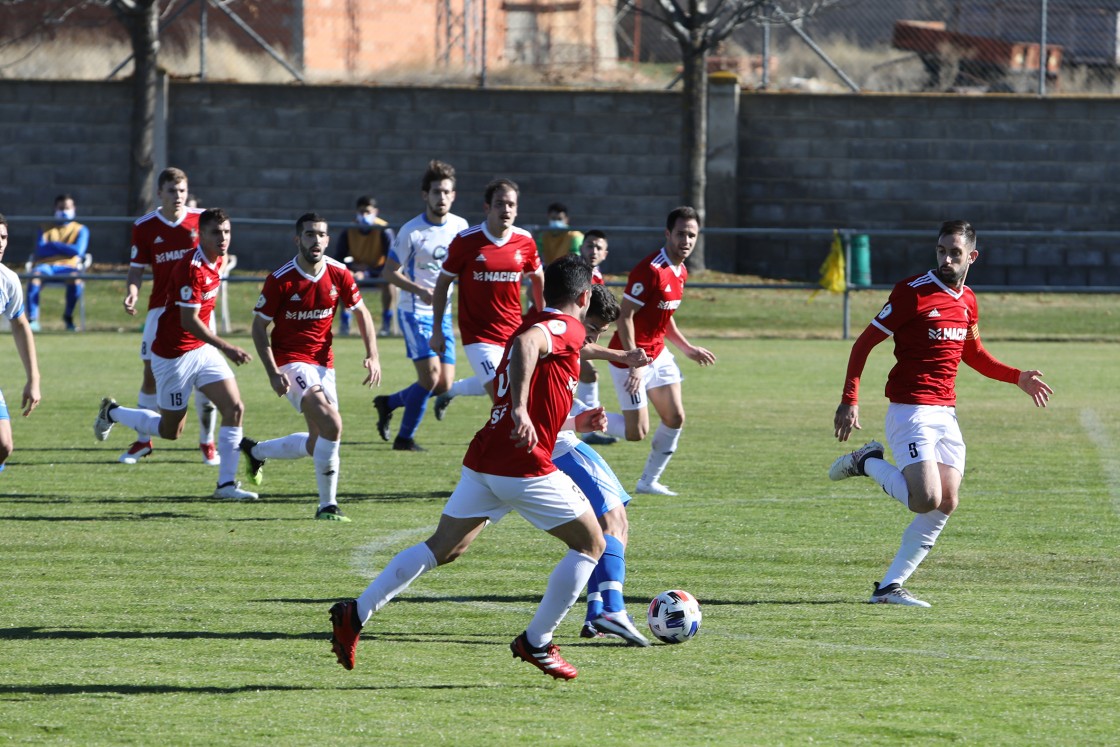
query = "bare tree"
(106, 0, 161, 218)
(624, 0, 841, 270)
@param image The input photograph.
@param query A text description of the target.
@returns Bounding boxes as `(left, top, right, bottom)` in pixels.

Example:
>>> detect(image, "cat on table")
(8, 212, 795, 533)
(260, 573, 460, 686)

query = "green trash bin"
(851, 234, 871, 287)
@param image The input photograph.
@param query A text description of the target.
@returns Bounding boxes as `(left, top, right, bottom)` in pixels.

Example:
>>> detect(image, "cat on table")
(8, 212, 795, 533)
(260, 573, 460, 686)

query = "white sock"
(216, 425, 242, 486)
(881, 510, 949, 587)
(449, 376, 486, 398)
(112, 405, 161, 438)
(356, 542, 439, 625)
(255, 432, 310, 460)
(313, 438, 340, 510)
(604, 412, 627, 439)
(576, 381, 599, 408)
(863, 457, 910, 505)
(136, 390, 159, 440)
(196, 391, 216, 444)
(640, 423, 682, 485)
(525, 550, 598, 647)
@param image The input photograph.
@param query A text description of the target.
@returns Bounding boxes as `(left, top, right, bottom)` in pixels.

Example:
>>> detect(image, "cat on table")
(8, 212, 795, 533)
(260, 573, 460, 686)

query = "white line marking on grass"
(1080, 408, 1120, 517)
(714, 632, 1086, 667)
(351, 527, 435, 579)
(350, 526, 534, 614)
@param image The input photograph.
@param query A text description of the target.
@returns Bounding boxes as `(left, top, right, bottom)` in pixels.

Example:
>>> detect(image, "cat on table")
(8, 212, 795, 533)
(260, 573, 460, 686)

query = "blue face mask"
(548, 219, 566, 228)
(356, 213, 376, 227)
(55, 208, 76, 222)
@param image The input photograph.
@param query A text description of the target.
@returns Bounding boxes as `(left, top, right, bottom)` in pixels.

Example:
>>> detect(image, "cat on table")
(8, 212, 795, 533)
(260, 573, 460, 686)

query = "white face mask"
(55, 208, 76, 222)
(356, 212, 376, 227)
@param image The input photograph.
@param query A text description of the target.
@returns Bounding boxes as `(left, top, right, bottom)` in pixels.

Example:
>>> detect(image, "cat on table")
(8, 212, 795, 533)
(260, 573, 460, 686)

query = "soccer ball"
(646, 589, 702, 644)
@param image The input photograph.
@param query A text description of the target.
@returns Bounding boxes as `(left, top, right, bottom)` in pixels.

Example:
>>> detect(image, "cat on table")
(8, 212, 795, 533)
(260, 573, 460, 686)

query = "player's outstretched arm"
(352, 301, 381, 388)
(1017, 369, 1053, 407)
(384, 256, 432, 304)
(580, 342, 649, 368)
(123, 265, 145, 316)
(507, 327, 548, 452)
(11, 315, 40, 417)
(250, 315, 289, 397)
(835, 324, 888, 441)
(182, 305, 251, 365)
(666, 317, 715, 366)
(429, 272, 455, 354)
(834, 403, 860, 442)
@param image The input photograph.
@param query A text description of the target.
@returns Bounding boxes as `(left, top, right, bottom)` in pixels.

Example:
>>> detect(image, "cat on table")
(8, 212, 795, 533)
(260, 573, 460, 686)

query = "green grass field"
(1, 281, 1118, 745)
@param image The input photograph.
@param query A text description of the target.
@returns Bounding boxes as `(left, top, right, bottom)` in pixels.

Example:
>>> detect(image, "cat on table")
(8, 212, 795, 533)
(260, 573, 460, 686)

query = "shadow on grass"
(0, 682, 504, 696)
(0, 627, 331, 641)
(0, 512, 198, 521)
(1, 626, 510, 648)
(0, 491, 450, 506)
(257, 595, 857, 607)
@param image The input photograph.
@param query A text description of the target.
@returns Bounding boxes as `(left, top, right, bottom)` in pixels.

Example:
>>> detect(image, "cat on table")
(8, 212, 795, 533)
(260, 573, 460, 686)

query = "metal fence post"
(841, 229, 852, 340)
(1039, 0, 1049, 96)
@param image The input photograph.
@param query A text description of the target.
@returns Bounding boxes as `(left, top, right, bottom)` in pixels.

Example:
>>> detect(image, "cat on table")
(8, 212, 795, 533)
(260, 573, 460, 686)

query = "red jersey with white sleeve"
(844, 270, 1020, 407)
(130, 208, 204, 311)
(607, 248, 686, 368)
(440, 224, 540, 346)
(151, 248, 223, 359)
(463, 309, 585, 478)
(253, 257, 362, 368)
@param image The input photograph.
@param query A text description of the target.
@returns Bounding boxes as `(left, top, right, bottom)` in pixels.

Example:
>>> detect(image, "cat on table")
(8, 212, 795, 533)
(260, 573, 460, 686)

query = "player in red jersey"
(830, 220, 1053, 607)
(94, 209, 260, 501)
(120, 167, 218, 466)
(329, 255, 647, 680)
(428, 178, 545, 419)
(604, 206, 717, 496)
(244, 213, 382, 522)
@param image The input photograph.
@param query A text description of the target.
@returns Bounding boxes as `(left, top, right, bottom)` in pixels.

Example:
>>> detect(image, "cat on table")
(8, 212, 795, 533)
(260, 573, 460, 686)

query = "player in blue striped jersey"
(373, 160, 469, 451)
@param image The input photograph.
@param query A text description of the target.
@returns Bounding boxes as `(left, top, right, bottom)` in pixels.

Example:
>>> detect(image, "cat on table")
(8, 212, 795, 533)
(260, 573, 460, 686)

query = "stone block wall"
(2, 79, 1119, 286)
(736, 92, 1120, 286)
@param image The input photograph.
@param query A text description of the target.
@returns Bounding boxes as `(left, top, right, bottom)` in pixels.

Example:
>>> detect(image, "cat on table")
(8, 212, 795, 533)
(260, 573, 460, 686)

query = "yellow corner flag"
(811, 230, 846, 299)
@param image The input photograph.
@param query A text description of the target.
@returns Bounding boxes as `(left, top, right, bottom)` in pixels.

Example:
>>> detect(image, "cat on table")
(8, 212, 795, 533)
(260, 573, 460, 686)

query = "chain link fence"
(1, 1, 1119, 93)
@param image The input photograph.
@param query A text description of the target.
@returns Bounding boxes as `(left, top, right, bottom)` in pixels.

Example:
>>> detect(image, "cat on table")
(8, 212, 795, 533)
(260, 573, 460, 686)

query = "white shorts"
(279, 362, 337, 413)
(608, 347, 683, 411)
(443, 466, 592, 531)
(140, 307, 164, 362)
(884, 403, 966, 474)
(464, 343, 505, 385)
(152, 345, 234, 411)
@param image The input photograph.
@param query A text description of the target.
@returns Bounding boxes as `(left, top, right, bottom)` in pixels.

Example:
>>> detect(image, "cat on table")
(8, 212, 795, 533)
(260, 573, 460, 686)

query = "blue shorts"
(31, 263, 82, 278)
(398, 309, 455, 364)
(0, 388, 8, 420)
(554, 441, 631, 518)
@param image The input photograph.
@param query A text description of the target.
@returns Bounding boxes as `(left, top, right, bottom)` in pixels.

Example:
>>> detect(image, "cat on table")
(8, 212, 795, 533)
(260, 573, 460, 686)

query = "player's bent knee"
(219, 399, 245, 425)
(908, 494, 940, 514)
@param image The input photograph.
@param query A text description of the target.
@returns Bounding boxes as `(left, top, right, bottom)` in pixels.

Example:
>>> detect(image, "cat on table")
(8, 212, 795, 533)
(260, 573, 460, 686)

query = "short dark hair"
(547, 202, 568, 215)
(939, 220, 976, 250)
(543, 254, 592, 308)
(583, 229, 607, 243)
(0, 213, 7, 229)
(356, 196, 377, 210)
(587, 284, 620, 324)
(296, 212, 328, 234)
(422, 160, 456, 192)
(54, 193, 74, 205)
(158, 167, 188, 189)
(199, 207, 230, 230)
(484, 178, 519, 205)
(666, 206, 700, 231)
